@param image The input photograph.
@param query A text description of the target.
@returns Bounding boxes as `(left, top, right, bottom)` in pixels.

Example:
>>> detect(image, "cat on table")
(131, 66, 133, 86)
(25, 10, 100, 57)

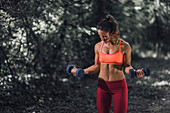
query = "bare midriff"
(98, 64, 125, 81)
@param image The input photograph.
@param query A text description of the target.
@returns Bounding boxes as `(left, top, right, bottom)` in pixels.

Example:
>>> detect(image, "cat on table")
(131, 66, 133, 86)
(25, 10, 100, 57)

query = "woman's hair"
(97, 14, 119, 34)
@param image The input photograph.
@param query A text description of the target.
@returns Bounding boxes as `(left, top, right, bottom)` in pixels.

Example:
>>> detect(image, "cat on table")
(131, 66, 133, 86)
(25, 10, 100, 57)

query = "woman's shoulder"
(95, 41, 102, 47)
(95, 41, 102, 52)
(121, 38, 130, 46)
(120, 38, 131, 52)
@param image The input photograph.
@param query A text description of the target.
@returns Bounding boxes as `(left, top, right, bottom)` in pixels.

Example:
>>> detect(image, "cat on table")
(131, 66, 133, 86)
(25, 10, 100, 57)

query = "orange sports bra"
(99, 38, 123, 65)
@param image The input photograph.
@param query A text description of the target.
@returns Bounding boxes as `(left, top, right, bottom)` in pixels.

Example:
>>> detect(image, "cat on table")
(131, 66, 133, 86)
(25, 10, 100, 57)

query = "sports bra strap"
(100, 41, 104, 51)
(119, 38, 121, 51)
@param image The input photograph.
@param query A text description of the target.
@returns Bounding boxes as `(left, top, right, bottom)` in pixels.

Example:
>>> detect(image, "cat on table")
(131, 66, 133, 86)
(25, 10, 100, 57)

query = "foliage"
(0, 0, 169, 84)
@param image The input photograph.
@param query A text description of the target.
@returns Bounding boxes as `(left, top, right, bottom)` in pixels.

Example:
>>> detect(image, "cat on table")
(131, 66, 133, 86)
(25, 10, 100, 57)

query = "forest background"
(0, 0, 170, 113)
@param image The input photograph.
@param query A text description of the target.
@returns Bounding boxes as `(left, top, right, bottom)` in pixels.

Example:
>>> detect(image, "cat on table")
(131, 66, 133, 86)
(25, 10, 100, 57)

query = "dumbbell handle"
(129, 67, 150, 78)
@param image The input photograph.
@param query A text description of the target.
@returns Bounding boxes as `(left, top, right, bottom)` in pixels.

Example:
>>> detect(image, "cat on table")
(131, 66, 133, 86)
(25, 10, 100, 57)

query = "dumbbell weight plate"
(76, 68, 84, 78)
(144, 67, 150, 76)
(129, 69, 136, 78)
(66, 65, 74, 73)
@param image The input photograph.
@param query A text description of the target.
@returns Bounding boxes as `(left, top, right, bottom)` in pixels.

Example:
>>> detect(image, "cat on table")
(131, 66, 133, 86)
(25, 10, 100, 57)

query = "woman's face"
(98, 29, 117, 43)
(98, 30, 110, 42)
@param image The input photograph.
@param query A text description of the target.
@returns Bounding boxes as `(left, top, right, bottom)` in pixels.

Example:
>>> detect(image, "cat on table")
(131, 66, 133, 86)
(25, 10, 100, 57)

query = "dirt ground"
(0, 58, 170, 113)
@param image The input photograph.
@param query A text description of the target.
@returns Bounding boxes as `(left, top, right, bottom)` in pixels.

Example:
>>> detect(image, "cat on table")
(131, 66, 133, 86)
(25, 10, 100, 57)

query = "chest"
(102, 44, 121, 54)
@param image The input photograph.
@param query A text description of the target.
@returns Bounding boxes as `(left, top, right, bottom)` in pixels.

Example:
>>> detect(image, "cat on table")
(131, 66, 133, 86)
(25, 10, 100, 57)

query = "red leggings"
(97, 78, 128, 113)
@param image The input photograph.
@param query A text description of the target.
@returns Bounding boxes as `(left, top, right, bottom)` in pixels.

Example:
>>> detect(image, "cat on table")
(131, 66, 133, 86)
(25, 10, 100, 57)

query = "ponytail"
(97, 14, 119, 35)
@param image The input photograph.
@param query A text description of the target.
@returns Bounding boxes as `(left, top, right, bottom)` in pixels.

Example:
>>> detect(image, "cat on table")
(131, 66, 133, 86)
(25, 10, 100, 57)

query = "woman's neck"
(111, 38, 119, 45)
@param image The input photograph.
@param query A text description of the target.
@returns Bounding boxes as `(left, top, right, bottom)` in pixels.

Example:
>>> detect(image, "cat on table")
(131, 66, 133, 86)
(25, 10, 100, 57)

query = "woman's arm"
(71, 42, 101, 76)
(123, 42, 144, 78)
(84, 42, 101, 74)
(123, 42, 134, 74)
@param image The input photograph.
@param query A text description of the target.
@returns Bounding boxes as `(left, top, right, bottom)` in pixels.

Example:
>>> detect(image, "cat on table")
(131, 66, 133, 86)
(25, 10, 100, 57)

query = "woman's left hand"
(136, 68, 145, 78)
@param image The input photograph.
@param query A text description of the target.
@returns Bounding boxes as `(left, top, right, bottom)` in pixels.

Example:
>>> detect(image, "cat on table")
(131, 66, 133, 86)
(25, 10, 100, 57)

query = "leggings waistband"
(98, 78, 127, 91)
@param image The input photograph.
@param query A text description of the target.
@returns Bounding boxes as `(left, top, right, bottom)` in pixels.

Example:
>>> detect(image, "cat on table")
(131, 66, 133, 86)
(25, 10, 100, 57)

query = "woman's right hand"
(71, 67, 78, 77)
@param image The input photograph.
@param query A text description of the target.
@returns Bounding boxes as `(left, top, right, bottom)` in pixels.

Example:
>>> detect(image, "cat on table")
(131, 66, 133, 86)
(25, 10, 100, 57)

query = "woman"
(71, 14, 144, 113)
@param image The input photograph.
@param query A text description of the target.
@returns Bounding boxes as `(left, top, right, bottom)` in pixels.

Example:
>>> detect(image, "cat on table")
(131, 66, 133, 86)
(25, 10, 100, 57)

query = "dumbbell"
(66, 65, 84, 78)
(129, 67, 150, 78)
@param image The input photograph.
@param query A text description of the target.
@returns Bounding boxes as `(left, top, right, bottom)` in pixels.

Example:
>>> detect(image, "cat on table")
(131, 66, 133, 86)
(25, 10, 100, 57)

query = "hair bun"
(106, 14, 113, 23)
(106, 17, 110, 21)
(97, 13, 119, 34)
